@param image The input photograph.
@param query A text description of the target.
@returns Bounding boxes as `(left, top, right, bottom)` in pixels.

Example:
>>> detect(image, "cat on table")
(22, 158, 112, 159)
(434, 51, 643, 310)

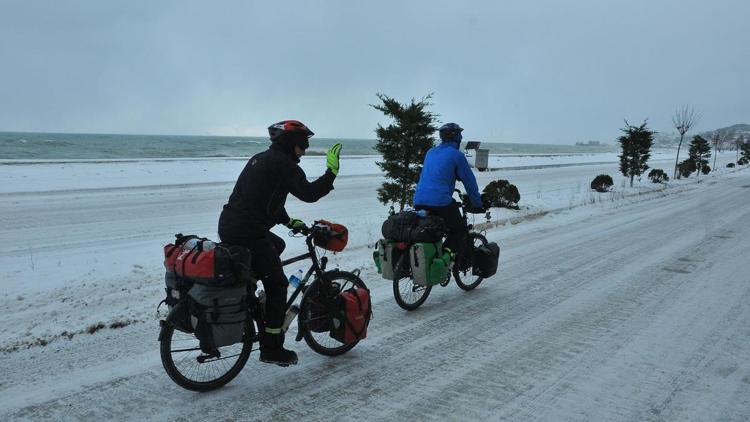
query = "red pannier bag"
(313, 220, 348, 252)
(330, 287, 371, 345)
(164, 234, 198, 276)
(164, 234, 250, 287)
(163, 234, 200, 305)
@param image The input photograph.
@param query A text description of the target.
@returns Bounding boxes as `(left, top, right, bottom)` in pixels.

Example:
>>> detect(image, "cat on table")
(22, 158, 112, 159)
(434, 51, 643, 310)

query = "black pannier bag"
(307, 304, 332, 333)
(188, 282, 248, 354)
(381, 211, 447, 243)
(381, 211, 417, 241)
(305, 283, 336, 333)
(473, 242, 500, 278)
(168, 303, 193, 334)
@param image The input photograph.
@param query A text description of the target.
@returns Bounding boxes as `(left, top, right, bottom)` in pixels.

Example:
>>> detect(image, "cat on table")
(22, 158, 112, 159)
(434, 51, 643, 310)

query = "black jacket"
(218, 144, 336, 240)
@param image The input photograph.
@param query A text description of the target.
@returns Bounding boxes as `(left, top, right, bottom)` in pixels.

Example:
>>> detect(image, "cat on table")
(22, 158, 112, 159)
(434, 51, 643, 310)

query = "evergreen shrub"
(591, 174, 614, 192)
(647, 168, 669, 183)
(482, 179, 521, 209)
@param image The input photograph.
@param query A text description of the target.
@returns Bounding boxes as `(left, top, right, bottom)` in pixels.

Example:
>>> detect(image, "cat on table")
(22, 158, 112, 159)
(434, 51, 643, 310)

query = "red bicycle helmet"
(268, 120, 314, 141)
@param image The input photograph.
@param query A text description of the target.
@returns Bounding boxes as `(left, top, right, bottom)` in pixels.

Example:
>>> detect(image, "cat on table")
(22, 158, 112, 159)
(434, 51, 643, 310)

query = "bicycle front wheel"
(453, 232, 488, 291)
(392, 254, 432, 311)
(300, 270, 369, 356)
(159, 319, 254, 392)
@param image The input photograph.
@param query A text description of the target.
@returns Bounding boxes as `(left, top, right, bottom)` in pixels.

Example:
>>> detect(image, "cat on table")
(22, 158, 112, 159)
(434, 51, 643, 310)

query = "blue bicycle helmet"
(439, 122, 463, 142)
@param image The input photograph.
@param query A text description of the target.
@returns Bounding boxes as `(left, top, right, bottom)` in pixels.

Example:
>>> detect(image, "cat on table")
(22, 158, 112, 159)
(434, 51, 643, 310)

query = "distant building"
(575, 140, 601, 146)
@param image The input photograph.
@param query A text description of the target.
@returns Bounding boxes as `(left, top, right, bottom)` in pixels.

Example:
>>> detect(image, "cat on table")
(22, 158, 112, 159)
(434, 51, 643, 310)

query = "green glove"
(286, 218, 306, 230)
(326, 143, 342, 176)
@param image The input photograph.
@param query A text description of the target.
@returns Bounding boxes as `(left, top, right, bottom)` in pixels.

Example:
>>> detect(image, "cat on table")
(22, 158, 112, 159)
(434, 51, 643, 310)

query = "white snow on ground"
(0, 150, 676, 194)
(0, 151, 748, 421)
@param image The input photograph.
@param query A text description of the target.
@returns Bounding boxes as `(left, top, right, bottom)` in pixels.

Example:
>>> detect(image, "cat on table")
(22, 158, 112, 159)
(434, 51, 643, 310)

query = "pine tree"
(678, 159, 696, 178)
(371, 93, 438, 211)
(740, 142, 750, 163)
(618, 120, 654, 187)
(688, 135, 711, 176)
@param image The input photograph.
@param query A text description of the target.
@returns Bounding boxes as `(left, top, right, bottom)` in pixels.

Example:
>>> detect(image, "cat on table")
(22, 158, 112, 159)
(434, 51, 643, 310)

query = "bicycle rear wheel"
(453, 232, 487, 291)
(300, 270, 369, 356)
(392, 254, 432, 310)
(159, 319, 254, 392)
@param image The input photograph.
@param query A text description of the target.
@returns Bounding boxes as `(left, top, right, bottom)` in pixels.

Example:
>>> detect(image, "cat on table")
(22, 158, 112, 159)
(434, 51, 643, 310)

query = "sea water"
(0, 131, 616, 160)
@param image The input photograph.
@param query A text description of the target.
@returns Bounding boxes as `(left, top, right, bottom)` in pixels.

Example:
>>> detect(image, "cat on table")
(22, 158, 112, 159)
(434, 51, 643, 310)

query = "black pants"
(415, 201, 468, 255)
(220, 232, 288, 331)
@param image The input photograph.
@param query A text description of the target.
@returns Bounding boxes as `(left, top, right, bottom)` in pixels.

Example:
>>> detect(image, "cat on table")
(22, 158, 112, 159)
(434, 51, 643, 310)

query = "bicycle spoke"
(170, 346, 202, 353)
(162, 323, 251, 388)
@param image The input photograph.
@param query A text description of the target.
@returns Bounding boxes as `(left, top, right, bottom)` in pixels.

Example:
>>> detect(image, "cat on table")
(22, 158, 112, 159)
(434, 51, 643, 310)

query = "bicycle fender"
(158, 320, 168, 342)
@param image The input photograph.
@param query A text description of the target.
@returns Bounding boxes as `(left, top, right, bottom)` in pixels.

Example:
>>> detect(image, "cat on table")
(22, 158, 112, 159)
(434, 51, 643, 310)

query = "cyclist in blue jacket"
(414, 123, 485, 256)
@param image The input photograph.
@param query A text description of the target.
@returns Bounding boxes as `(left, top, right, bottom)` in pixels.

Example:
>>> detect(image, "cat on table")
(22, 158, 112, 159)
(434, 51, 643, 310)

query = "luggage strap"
(177, 243, 201, 279)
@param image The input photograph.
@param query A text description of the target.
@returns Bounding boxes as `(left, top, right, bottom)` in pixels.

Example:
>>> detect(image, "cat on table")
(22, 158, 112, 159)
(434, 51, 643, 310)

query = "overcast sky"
(1, 0, 748, 144)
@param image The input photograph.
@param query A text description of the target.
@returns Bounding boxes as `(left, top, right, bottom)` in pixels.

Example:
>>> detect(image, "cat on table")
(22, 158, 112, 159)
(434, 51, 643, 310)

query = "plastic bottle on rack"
(256, 290, 266, 316)
(288, 268, 305, 288)
(281, 305, 300, 333)
(183, 238, 200, 250)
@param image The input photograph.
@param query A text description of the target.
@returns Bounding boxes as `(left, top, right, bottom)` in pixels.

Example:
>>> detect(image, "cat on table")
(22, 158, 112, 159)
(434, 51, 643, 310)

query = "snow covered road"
(1, 157, 749, 421)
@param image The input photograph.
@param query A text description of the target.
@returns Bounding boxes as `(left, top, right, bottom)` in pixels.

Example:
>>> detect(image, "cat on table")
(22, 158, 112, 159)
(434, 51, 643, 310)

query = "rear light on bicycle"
(396, 242, 408, 250)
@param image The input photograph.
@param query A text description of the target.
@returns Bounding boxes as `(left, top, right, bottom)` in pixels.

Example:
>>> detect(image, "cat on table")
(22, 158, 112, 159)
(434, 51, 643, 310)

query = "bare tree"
(721, 131, 732, 152)
(711, 131, 721, 170)
(672, 105, 701, 179)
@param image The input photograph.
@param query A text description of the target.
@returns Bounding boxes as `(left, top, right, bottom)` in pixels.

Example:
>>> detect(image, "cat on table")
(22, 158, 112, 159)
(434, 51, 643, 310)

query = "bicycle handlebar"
(453, 190, 482, 212)
(291, 221, 343, 239)
(454, 189, 491, 216)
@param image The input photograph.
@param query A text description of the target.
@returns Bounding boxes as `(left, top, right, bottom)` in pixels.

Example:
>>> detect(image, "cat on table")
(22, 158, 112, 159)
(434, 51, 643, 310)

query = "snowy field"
(1, 151, 749, 421)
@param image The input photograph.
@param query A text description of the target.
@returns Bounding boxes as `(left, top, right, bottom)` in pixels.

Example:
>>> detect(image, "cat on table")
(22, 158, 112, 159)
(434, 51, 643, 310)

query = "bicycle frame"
(246, 228, 341, 344)
(454, 188, 490, 232)
(280, 233, 328, 309)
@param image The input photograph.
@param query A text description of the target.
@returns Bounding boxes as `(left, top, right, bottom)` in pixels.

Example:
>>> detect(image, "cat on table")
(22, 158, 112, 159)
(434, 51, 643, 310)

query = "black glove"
(480, 193, 492, 210)
(466, 205, 486, 214)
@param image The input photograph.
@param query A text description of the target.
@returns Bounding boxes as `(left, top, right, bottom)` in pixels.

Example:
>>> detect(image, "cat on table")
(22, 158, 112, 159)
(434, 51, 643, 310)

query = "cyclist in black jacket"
(218, 120, 341, 366)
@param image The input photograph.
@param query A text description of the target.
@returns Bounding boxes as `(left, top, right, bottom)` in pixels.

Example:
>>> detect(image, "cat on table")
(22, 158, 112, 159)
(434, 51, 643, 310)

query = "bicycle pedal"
(197, 351, 220, 363)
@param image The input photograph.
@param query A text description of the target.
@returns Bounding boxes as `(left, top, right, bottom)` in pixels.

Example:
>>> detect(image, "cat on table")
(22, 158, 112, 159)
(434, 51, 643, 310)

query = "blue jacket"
(413, 141, 483, 208)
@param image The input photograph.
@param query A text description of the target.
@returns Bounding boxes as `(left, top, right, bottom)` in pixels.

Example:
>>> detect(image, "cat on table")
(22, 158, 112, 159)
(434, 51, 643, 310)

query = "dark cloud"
(1, 0, 748, 143)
